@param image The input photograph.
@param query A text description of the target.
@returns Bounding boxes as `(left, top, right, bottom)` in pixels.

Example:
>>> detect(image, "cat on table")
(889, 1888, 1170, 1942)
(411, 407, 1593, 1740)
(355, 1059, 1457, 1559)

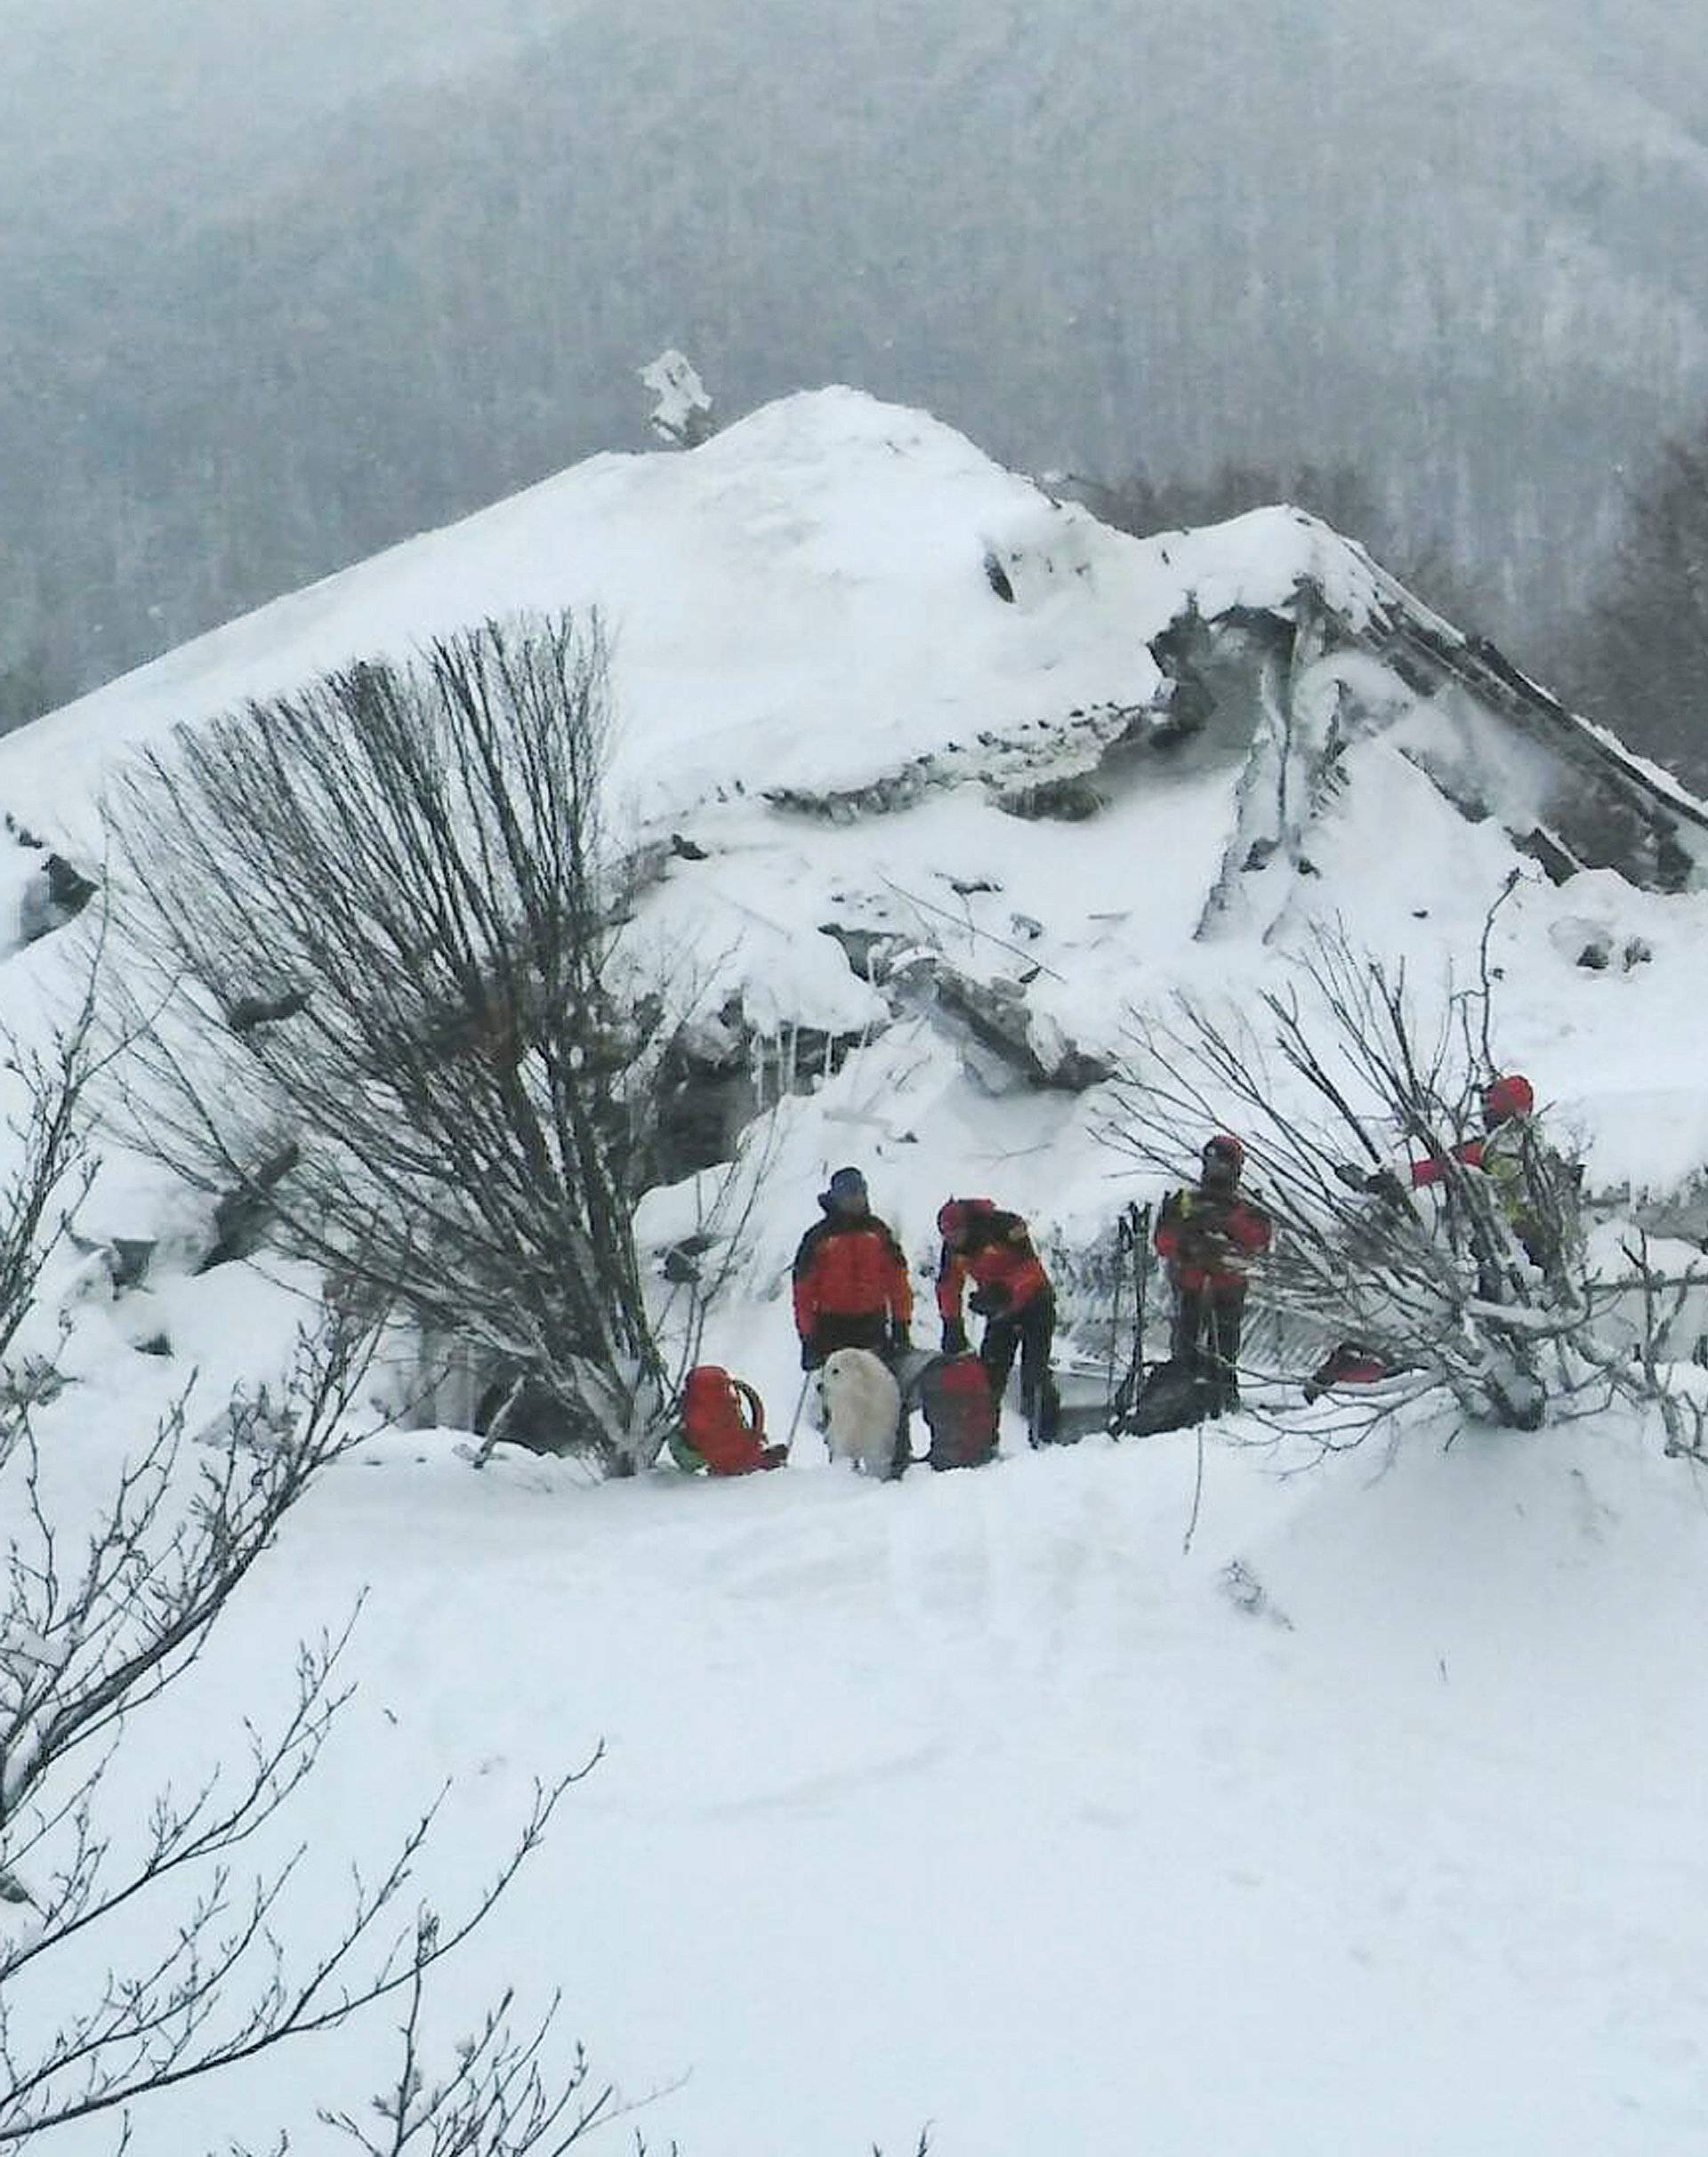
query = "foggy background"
(5, 0, 1706, 728)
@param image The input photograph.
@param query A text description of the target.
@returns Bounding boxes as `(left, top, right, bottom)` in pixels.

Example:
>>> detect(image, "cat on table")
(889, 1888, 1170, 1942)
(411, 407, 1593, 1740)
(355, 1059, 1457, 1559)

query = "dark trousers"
(1172, 1285, 1245, 1404)
(809, 1312, 891, 1361)
(981, 1291, 1061, 1443)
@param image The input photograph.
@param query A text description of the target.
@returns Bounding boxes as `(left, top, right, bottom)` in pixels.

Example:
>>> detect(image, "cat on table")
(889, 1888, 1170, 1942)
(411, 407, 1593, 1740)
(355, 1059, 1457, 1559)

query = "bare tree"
(0, 987, 640, 2150)
(299, 1968, 684, 2157)
(1582, 1227, 1708, 1465)
(1108, 915, 1589, 1439)
(100, 615, 678, 1473)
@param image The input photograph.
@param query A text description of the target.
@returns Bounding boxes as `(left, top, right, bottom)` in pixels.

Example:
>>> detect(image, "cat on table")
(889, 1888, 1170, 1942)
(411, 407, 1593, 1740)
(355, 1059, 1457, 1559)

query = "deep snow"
(41, 1390, 1708, 2156)
(7, 391, 1708, 2153)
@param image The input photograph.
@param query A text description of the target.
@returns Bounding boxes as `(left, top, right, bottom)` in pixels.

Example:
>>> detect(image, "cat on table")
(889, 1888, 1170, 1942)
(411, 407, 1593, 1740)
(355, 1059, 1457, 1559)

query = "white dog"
(818, 1347, 904, 1480)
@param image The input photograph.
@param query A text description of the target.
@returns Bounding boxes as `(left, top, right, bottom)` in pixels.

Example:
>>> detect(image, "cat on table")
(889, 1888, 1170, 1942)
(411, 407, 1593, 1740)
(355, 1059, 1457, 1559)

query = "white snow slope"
(9, 392, 1708, 2153)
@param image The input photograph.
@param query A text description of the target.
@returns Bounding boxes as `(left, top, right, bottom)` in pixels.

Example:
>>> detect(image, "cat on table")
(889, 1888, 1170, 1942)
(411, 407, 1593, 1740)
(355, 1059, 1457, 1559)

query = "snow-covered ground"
(39, 1375, 1708, 2155)
(9, 390, 1708, 2151)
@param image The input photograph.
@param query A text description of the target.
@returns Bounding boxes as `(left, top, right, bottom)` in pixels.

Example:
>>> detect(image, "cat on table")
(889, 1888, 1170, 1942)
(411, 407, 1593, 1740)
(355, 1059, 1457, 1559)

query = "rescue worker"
(936, 1197, 1061, 1444)
(1154, 1133, 1272, 1411)
(1406, 1073, 1569, 1278)
(792, 1166, 913, 1370)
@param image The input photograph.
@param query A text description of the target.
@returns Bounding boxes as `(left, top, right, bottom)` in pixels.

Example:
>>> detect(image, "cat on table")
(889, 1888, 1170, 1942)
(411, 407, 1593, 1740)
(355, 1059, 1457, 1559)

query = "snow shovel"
(784, 1368, 814, 1445)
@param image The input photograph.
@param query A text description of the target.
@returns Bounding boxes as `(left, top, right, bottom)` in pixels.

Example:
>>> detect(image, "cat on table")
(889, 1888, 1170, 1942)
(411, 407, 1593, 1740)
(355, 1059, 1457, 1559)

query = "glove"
(800, 1339, 823, 1372)
(968, 1284, 1011, 1318)
(1364, 1168, 1408, 1209)
(941, 1316, 970, 1356)
(1333, 1161, 1370, 1191)
(889, 1320, 912, 1357)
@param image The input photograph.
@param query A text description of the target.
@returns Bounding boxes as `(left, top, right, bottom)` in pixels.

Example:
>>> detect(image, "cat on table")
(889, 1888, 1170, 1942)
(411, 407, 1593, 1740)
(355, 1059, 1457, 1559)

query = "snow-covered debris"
(639, 347, 715, 447)
(4, 385, 1707, 1203)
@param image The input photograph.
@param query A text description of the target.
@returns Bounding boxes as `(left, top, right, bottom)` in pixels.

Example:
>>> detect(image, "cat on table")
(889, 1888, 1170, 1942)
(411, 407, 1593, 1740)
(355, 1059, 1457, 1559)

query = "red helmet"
(1201, 1133, 1245, 1178)
(938, 1197, 992, 1238)
(1482, 1074, 1534, 1123)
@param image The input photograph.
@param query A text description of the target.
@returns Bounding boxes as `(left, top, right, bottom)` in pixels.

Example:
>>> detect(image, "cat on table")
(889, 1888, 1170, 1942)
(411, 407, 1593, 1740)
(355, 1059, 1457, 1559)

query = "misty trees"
(1068, 459, 1387, 551)
(102, 614, 677, 1474)
(1562, 415, 1708, 788)
(0, 644, 69, 739)
(1066, 459, 1486, 629)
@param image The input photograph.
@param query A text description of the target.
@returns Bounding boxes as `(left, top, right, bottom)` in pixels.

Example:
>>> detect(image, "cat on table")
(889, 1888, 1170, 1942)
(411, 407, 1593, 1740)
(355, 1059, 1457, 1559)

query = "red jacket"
(792, 1213, 913, 1340)
(1155, 1184, 1271, 1293)
(936, 1205, 1051, 1323)
(1409, 1140, 1484, 1187)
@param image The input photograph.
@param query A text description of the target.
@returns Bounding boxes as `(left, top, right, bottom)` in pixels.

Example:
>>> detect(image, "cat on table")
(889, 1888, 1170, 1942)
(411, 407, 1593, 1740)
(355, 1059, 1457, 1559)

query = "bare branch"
(99, 615, 682, 1473)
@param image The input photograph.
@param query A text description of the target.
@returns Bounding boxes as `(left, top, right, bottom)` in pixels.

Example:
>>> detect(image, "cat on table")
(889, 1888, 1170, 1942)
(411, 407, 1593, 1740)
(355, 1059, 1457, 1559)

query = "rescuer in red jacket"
(1401, 1071, 1567, 1280)
(1154, 1134, 1272, 1410)
(1406, 1073, 1534, 1190)
(792, 1166, 914, 1370)
(936, 1197, 1062, 1443)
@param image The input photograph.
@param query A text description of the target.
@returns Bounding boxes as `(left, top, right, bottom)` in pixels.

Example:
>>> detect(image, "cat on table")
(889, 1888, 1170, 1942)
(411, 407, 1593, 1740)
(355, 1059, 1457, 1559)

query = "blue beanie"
(826, 1166, 868, 1204)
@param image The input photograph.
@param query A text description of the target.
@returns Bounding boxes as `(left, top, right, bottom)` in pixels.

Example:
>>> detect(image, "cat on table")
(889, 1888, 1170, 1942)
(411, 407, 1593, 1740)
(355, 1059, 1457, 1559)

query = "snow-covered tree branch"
(0, 1003, 621, 2151)
(100, 615, 681, 1473)
(1108, 918, 1592, 1436)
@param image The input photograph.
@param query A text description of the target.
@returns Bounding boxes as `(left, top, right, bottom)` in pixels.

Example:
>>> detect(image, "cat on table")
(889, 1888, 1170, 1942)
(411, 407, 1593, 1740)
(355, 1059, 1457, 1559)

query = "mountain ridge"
(7, 0, 1708, 706)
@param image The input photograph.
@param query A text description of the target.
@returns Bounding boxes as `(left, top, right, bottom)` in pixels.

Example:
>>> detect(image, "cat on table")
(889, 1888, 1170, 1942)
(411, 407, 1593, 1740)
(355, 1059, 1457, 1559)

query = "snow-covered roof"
(0, 391, 1410, 844)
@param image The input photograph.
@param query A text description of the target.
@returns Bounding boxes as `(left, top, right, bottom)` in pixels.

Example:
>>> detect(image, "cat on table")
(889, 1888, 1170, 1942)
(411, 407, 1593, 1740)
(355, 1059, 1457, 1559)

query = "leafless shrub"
(1108, 913, 1590, 1440)
(0, 999, 624, 2151)
(303, 1968, 676, 2157)
(99, 614, 679, 1472)
(1583, 1229, 1708, 1462)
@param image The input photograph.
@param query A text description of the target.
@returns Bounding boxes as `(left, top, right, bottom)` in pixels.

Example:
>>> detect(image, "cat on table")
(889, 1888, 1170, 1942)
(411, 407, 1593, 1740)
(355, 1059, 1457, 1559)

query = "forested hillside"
(6, 0, 1708, 727)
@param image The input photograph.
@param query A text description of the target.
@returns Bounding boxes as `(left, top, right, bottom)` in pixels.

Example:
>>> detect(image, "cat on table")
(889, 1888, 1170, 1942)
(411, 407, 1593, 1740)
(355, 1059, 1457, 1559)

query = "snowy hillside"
(14, 390, 1708, 1204)
(9, 394, 1708, 2153)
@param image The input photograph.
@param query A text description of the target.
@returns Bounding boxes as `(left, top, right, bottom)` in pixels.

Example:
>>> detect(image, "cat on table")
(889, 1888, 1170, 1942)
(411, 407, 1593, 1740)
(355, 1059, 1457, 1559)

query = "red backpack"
(914, 1354, 999, 1470)
(678, 1365, 786, 1476)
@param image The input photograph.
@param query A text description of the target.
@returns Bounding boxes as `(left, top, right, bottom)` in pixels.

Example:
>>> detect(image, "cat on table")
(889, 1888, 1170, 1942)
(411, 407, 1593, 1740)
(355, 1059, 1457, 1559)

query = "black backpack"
(1119, 1357, 1219, 1437)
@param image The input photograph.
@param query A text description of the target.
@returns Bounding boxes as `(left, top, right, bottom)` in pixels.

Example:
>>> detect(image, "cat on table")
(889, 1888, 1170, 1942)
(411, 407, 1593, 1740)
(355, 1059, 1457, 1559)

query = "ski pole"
(785, 1368, 813, 1445)
(1133, 1202, 1152, 1387)
(1111, 1203, 1151, 1435)
(1106, 1209, 1131, 1425)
